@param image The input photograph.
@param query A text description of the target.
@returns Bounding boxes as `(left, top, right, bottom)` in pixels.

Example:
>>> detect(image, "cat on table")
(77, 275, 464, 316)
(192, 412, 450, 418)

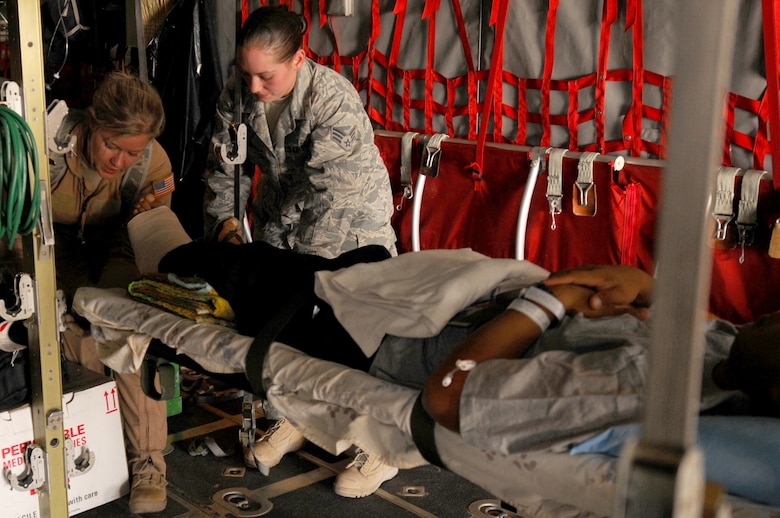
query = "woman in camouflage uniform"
(203, 6, 399, 498)
(204, 6, 397, 259)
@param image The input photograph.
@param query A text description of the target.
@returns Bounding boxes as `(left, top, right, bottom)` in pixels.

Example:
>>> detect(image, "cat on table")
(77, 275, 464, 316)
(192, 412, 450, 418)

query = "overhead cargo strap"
(421, 0, 438, 134)
(595, 0, 618, 152)
(540, 0, 560, 147)
(736, 169, 770, 262)
(384, 0, 409, 131)
(626, 0, 645, 157)
(468, 0, 510, 191)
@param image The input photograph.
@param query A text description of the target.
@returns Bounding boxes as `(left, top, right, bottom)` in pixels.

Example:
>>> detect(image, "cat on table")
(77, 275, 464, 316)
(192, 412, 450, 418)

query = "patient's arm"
(422, 283, 596, 432)
(544, 264, 654, 320)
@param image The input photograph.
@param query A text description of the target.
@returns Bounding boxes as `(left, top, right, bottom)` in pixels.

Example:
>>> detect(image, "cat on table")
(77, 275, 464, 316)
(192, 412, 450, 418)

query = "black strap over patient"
(409, 394, 446, 468)
(243, 287, 312, 397)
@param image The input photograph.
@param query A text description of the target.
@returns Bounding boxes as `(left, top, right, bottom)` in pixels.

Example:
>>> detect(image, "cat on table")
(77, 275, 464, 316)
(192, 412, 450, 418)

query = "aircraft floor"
(76, 388, 515, 518)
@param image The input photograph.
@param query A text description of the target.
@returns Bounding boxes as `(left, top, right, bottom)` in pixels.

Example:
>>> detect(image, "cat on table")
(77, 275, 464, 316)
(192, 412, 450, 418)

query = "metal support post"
(614, 1, 739, 516)
(6, 1, 67, 516)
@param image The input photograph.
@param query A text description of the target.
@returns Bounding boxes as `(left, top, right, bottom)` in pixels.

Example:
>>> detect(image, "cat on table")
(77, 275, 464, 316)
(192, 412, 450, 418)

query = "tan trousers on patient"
(60, 316, 167, 477)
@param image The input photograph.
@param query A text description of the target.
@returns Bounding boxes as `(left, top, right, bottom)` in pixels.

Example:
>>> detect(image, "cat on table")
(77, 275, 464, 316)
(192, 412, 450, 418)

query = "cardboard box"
(1, 362, 129, 517)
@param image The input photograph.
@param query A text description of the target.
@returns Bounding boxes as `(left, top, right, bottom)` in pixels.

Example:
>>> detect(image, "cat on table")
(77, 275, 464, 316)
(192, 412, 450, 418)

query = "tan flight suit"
(51, 125, 174, 479)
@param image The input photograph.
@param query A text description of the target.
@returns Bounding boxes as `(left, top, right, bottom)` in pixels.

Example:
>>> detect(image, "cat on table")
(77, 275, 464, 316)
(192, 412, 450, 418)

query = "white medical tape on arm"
(507, 297, 551, 332)
(521, 285, 566, 323)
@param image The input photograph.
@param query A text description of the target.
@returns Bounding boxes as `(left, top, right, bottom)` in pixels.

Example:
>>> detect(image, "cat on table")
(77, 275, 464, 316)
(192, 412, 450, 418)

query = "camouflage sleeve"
(293, 71, 393, 257)
(203, 72, 252, 240)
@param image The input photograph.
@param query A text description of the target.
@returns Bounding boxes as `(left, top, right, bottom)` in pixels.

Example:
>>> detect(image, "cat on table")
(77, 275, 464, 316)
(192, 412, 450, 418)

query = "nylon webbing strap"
(541, 0, 560, 146)
(422, 0, 440, 133)
(421, 133, 449, 177)
(385, 0, 409, 130)
(399, 131, 419, 203)
(574, 151, 599, 216)
(626, 0, 645, 156)
(711, 166, 741, 241)
(469, 0, 510, 189)
(596, 0, 618, 152)
(243, 288, 312, 397)
(546, 148, 566, 230)
(736, 169, 769, 262)
(409, 394, 445, 468)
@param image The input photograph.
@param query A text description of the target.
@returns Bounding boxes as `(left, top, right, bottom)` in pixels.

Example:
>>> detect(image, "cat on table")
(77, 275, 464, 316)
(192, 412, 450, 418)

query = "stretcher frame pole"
(616, 0, 738, 516)
(6, 1, 67, 516)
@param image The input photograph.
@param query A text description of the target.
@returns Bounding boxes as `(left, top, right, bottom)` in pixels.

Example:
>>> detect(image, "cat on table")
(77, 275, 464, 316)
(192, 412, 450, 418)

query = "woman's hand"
(131, 193, 163, 217)
(217, 217, 244, 245)
(545, 264, 654, 320)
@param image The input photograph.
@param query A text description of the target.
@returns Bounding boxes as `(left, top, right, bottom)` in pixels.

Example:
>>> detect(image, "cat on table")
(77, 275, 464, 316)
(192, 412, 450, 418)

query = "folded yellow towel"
(128, 273, 236, 325)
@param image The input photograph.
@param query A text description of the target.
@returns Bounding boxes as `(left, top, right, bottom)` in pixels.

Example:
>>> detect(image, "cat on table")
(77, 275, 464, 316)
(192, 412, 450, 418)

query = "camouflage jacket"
(204, 58, 397, 258)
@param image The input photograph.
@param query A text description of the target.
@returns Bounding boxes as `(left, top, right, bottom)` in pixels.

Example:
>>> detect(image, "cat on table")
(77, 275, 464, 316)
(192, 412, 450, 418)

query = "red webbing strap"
(365, 0, 381, 115)
(516, 77, 527, 144)
(367, 52, 389, 127)
(569, 75, 596, 150)
(301, 0, 312, 53)
(242, 0, 249, 21)
(540, 0, 560, 147)
(626, 0, 645, 156)
(318, 0, 327, 27)
(753, 93, 771, 169)
(422, 0, 440, 134)
(469, 0, 510, 190)
(660, 74, 673, 158)
(761, 0, 780, 189)
(403, 73, 413, 128)
(596, 0, 618, 152)
(385, 1, 409, 133)
(450, 0, 478, 139)
(722, 92, 737, 166)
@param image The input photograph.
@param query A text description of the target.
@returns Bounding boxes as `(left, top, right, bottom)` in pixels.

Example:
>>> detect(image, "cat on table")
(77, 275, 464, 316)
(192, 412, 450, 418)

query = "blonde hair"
(87, 70, 165, 138)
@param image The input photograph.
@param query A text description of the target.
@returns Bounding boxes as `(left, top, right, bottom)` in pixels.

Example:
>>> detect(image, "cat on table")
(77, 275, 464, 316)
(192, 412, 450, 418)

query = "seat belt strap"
(546, 148, 567, 230)
(398, 131, 419, 208)
(710, 166, 741, 247)
(736, 169, 769, 263)
(573, 151, 599, 216)
(420, 133, 449, 177)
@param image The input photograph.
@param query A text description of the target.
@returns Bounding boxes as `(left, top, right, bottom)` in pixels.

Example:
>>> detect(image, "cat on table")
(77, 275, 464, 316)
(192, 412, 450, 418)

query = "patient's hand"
(131, 193, 163, 217)
(545, 265, 654, 320)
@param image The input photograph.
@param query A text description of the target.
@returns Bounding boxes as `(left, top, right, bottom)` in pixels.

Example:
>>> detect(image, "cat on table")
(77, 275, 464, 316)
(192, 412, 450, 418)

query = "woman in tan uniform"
(51, 70, 174, 514)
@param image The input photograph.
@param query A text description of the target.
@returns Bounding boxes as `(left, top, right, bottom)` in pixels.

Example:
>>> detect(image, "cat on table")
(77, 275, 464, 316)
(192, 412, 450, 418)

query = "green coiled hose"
(0, 105, 41, 243)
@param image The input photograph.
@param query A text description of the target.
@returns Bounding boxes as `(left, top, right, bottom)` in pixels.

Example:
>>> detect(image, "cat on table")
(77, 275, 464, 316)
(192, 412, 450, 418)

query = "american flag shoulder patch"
(153, 174, 176, 197)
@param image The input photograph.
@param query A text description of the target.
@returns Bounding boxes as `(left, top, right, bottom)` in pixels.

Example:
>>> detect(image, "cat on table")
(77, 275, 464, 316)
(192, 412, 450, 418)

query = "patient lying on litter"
(149, 218, 779, 453)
